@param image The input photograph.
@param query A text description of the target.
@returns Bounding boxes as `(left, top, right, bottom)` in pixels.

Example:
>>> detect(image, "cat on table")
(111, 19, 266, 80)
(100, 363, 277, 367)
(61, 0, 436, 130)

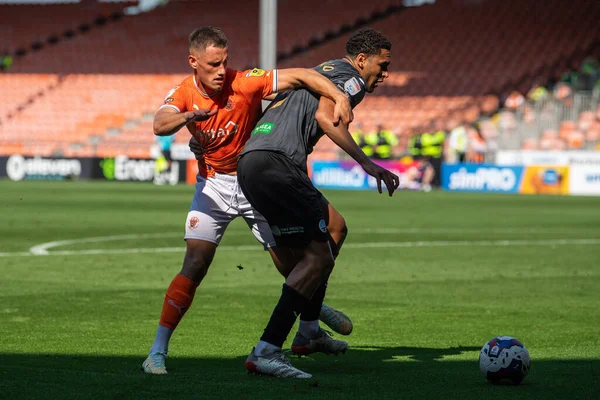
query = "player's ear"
(356, 53, 368, 70)
(188, 54, 198, 69)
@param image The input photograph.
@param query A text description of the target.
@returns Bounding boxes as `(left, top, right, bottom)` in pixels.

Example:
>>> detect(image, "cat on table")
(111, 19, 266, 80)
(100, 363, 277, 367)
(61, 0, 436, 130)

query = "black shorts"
(237, 150, 329, 247)
(162, 150, 172, 162)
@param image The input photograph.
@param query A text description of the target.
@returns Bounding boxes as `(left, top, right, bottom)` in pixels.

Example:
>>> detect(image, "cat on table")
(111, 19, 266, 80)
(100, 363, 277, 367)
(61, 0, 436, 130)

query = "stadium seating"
(1, 0, 599, 158)
(288, 0, 600, 155)
(0, 2, 129, 61)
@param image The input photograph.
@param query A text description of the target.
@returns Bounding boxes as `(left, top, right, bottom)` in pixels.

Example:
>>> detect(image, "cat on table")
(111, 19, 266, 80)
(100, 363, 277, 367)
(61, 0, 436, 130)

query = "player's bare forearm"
(315, 97, 369, 166)
(153, 108, 216, 136)
(153, 108, 190, 136)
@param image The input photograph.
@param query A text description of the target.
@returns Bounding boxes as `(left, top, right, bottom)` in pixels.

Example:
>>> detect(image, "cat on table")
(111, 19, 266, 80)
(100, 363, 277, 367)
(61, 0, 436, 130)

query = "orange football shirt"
(160, 68, 278, 177)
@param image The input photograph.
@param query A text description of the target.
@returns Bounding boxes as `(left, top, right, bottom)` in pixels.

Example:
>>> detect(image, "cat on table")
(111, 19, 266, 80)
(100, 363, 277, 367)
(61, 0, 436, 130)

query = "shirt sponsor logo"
(246, 68, 265, 77)
(279, 226, 305, 235)
(199, 121, 239, 143)
(344, 77, 361, 96)
(251, 122, 274, 136)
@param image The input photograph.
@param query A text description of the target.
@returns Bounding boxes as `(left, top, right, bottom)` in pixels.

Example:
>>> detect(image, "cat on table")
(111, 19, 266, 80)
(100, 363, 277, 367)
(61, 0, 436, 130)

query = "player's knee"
(181, 242, 215, 282)
(314, 251, 335, 279)
(303, 247, 331, 271)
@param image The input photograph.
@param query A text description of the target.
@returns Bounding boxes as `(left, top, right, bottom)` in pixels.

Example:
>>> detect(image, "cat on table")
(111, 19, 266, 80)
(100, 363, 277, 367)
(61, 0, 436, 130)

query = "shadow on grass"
(1, 346, 598, 400)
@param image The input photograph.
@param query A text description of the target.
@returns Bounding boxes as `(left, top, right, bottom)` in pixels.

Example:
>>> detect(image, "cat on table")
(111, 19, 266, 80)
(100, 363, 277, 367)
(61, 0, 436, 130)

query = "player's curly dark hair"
(189, 26, 228, 51)
(346, 28, 391, 57)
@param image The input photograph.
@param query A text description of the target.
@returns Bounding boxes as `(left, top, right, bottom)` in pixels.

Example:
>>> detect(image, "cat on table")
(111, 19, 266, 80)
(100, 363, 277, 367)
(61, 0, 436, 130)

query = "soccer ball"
(479, 336, 531, 384)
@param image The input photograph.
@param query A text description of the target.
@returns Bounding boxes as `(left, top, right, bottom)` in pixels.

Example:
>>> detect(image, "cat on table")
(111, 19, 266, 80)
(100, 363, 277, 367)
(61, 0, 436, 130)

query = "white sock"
(299, 320, 320, 338)
(149, 324, 173, 354)
(255, 340, 281, 356)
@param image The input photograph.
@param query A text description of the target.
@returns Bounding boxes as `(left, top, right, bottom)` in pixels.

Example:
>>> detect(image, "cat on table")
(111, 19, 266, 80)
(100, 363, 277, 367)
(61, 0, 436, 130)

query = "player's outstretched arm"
(277, 68, 353, 126)
(316, 97, 399, 196)
(153, 107, 216, 136)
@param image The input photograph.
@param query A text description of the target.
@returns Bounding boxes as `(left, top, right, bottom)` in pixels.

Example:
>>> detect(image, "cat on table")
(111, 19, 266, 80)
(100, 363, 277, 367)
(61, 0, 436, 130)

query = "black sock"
(300, 283, 327, 322)
(260, 284, 310, 348)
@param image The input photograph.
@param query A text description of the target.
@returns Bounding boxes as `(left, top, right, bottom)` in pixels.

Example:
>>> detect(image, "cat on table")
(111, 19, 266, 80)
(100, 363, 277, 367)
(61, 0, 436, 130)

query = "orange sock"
(159, 274, 200, 330)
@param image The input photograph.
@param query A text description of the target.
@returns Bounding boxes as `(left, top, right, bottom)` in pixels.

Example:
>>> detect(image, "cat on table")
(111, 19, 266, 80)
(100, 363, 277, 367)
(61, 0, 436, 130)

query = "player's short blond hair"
(189, 27, 228, 52)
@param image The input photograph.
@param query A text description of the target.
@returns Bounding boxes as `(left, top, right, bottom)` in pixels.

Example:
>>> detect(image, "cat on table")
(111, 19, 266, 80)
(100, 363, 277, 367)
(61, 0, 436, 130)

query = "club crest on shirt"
(225, 97, 235, 111)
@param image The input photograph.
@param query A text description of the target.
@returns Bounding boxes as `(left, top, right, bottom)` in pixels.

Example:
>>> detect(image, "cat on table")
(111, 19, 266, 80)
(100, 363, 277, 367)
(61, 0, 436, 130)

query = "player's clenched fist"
(188, 136, 205, 160)
(185, 109, 217, 122)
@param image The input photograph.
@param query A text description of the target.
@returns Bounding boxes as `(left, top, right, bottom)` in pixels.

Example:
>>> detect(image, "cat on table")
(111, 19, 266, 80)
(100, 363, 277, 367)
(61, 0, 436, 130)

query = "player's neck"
(343, 56, 364, 80)
(193, 74, 222, 98)
(343, 56, 356, 69)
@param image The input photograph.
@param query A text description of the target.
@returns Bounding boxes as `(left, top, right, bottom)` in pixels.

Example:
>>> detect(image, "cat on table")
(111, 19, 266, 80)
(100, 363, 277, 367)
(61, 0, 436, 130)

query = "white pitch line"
(0, 238, 597, 258)
(28, 233, 177, 255)
(26, 227, 573, 255)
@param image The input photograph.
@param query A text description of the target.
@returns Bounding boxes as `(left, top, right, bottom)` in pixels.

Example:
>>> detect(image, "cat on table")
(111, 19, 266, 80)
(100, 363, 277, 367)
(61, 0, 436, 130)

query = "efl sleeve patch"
(246, 68, 266, 77)
(344, 77, 361, 96)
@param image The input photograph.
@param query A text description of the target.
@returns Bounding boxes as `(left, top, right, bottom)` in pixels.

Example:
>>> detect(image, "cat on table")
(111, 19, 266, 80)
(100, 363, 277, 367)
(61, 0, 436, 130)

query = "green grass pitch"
(0, 180, 599, 399)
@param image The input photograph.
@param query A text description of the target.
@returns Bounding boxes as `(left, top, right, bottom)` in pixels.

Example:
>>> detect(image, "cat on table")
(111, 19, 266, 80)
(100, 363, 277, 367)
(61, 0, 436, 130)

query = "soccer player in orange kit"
(142, 26, 353, 374)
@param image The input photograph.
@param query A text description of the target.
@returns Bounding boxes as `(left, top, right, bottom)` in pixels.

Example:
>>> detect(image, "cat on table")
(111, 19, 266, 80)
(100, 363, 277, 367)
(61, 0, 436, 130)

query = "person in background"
(370, 122, 398, 160)
(526, 78, 549, 103)
(408, 130, 422, 161)
(350, 122, 374, 157)
(447, 119, 468, 163)
(466, 124, 487, 163)
(154, 133, 175, 185)
(504, 90, 525, 110)
(404, 155, 434, 192)
(420, 119, 445, 186)
(580, 57, 599, 91)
